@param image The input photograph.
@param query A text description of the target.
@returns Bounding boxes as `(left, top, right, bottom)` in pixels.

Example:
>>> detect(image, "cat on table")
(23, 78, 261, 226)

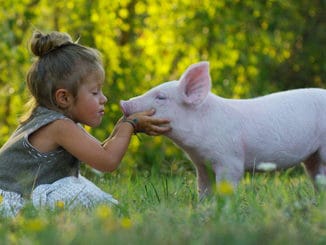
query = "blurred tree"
(0, 0, 325, 174)
(0, 0, 40, 144)
(270, 0, 325, 90)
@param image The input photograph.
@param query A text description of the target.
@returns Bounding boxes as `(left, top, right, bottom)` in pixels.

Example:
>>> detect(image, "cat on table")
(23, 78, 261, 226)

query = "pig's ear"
(178, 61, 211, 105)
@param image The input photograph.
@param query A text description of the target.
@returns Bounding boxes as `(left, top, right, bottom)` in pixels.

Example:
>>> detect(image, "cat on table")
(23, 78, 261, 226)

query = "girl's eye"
(92, 89, 101, 95)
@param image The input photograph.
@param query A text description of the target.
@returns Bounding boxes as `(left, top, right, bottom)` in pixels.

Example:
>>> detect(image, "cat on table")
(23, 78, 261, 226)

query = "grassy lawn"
(1, 168, 326, 245)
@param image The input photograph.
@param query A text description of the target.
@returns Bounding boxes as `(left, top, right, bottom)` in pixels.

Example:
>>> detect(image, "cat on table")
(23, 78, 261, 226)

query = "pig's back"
(226, 88, 326, 119)
(222, 88, 326, 168)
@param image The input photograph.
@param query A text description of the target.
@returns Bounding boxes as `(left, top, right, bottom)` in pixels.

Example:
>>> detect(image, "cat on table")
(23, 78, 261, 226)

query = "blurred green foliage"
(0, 0, 325, 175)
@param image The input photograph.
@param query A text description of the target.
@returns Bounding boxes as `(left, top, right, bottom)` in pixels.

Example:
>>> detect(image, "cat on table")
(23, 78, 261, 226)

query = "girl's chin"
(87, 119, 102, 128)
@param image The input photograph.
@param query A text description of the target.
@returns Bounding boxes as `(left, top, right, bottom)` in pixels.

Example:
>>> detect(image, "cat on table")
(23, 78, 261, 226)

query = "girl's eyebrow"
(96, 82, 104, 88)
(88, 80, 103, 87)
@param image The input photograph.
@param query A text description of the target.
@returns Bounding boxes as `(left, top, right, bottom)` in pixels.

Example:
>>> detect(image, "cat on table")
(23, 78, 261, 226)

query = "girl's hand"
(127, 109, 171, 136)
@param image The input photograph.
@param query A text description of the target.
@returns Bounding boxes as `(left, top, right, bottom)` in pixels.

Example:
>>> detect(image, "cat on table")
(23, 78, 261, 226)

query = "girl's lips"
(99, 109, 105, 116)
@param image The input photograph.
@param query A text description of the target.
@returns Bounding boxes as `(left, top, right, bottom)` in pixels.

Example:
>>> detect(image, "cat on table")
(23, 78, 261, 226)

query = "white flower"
(316, 174, 326, 187)
(257, 162, 277, 171)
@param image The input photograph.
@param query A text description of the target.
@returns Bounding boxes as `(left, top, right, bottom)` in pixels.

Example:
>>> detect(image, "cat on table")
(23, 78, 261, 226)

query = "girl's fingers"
(143, 109, 155, 116)
(152, 118, 170, 125)
(147, 125, 171, 135)
(128, 109, 171, 135)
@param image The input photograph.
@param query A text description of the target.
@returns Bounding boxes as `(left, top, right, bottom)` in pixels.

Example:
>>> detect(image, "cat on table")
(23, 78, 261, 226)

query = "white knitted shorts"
(0, 175, 118, 217)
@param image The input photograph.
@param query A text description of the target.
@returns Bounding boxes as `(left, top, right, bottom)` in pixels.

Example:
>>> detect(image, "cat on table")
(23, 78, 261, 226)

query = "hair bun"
(30, 30, 73, 57)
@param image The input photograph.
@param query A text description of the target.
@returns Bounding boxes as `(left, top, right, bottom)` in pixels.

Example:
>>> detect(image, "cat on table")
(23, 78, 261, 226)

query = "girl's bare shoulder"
(28, 118, 77, 152)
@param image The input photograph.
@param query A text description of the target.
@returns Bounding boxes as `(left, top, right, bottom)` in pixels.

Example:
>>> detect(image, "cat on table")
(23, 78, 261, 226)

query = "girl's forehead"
(94, 66, 105, 79)
(84, 67, 105, 84)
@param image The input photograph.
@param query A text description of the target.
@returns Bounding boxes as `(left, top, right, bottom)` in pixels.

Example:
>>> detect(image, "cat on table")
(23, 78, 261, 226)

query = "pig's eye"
(155, 94, 167, 100)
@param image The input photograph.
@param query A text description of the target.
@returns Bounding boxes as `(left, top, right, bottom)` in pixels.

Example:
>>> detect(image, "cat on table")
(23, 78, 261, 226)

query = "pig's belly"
(241, 117, 320, 170)
(243, 146, 317, 170)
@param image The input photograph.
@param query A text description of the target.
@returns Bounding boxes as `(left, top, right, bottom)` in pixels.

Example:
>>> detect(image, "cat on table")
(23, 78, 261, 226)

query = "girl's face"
(69, 67, 107, 127)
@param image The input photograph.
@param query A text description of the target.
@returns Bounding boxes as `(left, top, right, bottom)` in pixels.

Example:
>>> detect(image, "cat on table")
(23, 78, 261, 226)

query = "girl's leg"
(32, 175, 118, 210)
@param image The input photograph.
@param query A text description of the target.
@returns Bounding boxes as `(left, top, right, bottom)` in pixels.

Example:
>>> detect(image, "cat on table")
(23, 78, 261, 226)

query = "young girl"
(0, 30, 171, 216)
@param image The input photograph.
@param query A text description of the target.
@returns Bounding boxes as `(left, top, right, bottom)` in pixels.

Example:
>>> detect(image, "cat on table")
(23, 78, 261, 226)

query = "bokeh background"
(0, 0, 325, 177)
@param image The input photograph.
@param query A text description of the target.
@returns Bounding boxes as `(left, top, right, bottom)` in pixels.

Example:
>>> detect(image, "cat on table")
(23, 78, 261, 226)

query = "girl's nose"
(101, 93, 108, 104)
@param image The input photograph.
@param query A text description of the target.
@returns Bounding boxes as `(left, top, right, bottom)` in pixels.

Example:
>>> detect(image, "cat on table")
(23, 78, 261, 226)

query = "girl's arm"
(101, 117, 123, 146)
(52, 109, 170, 172)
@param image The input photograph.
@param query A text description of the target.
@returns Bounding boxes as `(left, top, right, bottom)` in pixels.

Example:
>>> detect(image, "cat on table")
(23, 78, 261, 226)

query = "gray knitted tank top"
(0, 106, 80, 198)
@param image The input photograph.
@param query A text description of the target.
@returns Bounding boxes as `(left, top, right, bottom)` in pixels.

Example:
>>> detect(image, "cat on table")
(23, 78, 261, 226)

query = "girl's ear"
(54, 89, 73, 109)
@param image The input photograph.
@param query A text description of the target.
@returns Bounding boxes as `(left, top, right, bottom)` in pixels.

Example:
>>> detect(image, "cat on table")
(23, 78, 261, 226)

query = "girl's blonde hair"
(21, 30, 103, 123)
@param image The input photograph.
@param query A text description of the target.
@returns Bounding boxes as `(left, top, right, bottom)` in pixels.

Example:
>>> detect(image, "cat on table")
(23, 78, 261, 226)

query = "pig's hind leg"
(303, 149, 326, 189)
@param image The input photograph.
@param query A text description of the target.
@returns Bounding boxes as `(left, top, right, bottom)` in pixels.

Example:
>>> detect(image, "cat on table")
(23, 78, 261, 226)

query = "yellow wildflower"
(25, 218, 46, 232)
(120, 217, 132, 229)
(0, 195, 3, 204)
(55, 200, 65, 209)
(216, 180, 234, 196)
(8, 233, 18, 245)
(95, 204, 112, 219)
(171, 163, 178, 172)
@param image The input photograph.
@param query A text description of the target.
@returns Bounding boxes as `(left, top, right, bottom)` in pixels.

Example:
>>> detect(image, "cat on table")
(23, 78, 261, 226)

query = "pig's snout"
(120, 100, 130, 117)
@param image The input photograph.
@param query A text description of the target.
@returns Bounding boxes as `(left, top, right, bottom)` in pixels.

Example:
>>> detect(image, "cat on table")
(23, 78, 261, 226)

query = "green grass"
(1, 168, 326, 245)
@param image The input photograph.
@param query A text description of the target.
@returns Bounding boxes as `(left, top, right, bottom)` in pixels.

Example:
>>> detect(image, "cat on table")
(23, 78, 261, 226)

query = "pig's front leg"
(213, 157, 244, 189)
(188, 154, 214, 198)
(196, 162, 213, 198)
(191, 155, 244, 198)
